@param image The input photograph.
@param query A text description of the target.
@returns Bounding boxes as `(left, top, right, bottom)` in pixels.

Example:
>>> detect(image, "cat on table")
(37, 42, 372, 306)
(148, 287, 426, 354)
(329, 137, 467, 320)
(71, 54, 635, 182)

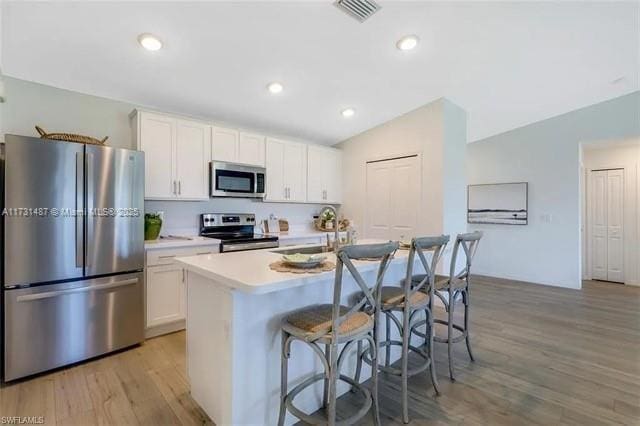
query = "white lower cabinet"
(145, 244, 218, 338)
(146, 264, 185, 329)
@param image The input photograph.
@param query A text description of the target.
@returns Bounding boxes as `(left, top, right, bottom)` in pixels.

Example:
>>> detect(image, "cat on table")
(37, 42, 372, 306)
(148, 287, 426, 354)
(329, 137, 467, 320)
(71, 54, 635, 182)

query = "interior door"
(606, 169, 624, 282)
(591, 170, 608, 280)
(4, 136, 84, 287)
(590, 169, 624, 283)
(85, 145, 144, 277)
(365, 156, 420, 240)
(175, 119, 210, 199)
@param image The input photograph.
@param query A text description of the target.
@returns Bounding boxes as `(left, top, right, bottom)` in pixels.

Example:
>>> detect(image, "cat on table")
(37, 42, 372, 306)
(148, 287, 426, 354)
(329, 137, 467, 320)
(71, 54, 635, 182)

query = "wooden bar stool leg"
(370, 328, 381, 426)
(385, 313, 391, 367)
(464, 289, 475, 362)
(327, 344, 338, 426)
(278, 330, 289, 426)
(447, 301, 456, 381)
(426, 307, 440, 394)
(323, 344, 330, 406)
(401, 306, 411, 423)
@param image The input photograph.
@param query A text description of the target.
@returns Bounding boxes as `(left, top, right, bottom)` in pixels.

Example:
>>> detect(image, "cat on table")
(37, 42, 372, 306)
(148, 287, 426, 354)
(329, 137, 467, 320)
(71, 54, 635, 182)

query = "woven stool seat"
(380, 286, 429, 309)
(412, 274, 466, 290)
(283, 304, 373, 342)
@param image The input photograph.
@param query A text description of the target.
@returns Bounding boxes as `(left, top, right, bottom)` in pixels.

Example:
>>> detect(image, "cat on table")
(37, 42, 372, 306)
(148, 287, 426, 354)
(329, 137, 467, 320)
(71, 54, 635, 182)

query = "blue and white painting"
(468, 183, 528, 225)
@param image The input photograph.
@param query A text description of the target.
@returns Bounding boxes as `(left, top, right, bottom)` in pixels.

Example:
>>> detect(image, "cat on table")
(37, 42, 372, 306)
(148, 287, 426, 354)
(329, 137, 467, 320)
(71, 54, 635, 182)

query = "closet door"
(365, 156, 420, 241)
(590, 169, 624, 282)
(606, 169, 624, 282)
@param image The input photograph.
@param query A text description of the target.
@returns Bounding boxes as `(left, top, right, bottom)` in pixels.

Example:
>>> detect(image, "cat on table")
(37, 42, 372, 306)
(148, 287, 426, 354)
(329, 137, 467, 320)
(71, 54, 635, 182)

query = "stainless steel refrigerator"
(1, 135, 145, 381)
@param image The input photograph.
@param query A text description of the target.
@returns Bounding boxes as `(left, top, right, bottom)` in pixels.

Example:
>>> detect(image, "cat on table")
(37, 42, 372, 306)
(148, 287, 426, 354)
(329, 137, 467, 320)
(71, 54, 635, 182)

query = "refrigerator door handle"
(75, 152, 84, 268)
(85, 153, 94, 267)
(16, 278, 139, 302)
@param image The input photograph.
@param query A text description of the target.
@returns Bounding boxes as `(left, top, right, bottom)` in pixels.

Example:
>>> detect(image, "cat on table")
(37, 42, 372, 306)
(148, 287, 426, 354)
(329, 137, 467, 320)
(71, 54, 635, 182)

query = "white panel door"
(146, 265, 185, 327)
(212, 127, 239, 163)
(283, 142, 307, 202)
(606, 169, 624, 282)
(365, 161, 392, 239)
(175, 119, 211, 199)
(265, 138, 286, 201)
(238, 132, 265, 166)
(365, 156, 420, 240)
(139, 112, 176, 198)
(590, 169, 624, 282)
(591, 171, 608, 280)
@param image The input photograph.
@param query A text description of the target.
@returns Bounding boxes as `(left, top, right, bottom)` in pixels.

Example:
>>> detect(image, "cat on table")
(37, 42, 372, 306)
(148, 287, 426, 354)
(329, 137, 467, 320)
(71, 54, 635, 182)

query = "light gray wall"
(3, 77, 136, 149)
(467, 91, 640, 288)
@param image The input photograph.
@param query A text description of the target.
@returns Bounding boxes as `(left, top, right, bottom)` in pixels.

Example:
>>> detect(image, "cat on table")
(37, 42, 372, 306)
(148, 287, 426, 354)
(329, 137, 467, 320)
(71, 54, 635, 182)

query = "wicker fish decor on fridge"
(35, 126, 108, 145)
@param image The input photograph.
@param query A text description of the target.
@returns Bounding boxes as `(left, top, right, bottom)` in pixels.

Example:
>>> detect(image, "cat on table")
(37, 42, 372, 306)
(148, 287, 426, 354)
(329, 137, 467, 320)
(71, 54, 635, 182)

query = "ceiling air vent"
(334, 0, 381, 23)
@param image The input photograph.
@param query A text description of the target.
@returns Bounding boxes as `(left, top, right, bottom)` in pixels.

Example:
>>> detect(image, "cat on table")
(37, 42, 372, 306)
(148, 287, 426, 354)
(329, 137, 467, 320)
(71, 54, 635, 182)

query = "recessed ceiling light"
(267, 82, 284, 94)
(138, 33, 163, 51)
(341, 108, 355, 118)
(396, 35, 419, 51)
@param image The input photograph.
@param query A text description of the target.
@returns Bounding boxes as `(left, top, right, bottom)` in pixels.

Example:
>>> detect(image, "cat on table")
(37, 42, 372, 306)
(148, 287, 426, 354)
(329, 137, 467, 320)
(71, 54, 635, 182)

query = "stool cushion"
(283, 304, 373, 341)
(380, 286, 429, 308)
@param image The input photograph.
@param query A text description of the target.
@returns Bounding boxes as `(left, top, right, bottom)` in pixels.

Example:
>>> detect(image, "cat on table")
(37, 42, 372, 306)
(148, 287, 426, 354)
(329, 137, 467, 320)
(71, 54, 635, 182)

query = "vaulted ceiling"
(2, 1, 638, 144)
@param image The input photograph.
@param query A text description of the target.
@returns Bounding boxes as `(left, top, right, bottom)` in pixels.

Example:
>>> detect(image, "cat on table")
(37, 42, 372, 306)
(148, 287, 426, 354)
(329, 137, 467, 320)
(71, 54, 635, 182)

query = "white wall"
(467, 91, 640, 289)
(582, 140, 640, 285)
(337, 98, 467, 271)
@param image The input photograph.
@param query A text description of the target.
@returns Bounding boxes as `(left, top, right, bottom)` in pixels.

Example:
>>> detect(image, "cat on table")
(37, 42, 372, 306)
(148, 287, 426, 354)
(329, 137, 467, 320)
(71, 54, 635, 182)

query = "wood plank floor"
(1, 278, 638, 425)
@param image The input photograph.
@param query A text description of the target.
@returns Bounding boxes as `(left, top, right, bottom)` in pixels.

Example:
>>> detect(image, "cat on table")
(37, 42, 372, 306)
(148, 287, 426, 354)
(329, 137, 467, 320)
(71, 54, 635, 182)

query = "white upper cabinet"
(211, 127, 239, 163)
(136, 112, 175, 199)
(212, 127, 265, 167)
(238, 132, 265, 167)
(265, 138, 307, 202)
(132, 110, 210, 200)
(175, 119, 211, 199)
(307, 145, 343, 204)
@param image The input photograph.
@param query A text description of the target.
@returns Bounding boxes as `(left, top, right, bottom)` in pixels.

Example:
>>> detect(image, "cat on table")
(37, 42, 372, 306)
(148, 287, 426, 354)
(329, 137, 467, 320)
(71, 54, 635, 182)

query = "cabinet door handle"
(173, 180, 177, 195)
(283, 187, 287, 199)
(178, 180, 182, 195)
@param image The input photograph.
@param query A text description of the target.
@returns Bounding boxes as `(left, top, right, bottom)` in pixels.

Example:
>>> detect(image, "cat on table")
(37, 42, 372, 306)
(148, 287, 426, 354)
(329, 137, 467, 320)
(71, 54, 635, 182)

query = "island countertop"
(174, 239, 412, 295)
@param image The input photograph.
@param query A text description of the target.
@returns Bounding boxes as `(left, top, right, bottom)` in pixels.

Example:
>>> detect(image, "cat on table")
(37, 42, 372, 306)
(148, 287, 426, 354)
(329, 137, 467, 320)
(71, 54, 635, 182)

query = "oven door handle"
(223, 241, 278, 252)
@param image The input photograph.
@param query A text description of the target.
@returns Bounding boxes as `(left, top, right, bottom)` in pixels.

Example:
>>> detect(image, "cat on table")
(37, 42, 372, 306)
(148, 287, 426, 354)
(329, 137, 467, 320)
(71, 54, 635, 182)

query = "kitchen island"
(175, 241, 426, 426)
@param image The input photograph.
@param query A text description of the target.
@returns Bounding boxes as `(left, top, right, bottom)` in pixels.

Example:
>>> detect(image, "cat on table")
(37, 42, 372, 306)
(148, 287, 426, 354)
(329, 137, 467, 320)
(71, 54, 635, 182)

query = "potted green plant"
(144, 213, 163, 240)
(321, 208, 336, 230)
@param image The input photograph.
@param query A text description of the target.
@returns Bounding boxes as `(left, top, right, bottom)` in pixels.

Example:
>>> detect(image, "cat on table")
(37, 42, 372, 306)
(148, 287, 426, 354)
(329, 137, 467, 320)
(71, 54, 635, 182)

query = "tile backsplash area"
(145, 199, 330, 235)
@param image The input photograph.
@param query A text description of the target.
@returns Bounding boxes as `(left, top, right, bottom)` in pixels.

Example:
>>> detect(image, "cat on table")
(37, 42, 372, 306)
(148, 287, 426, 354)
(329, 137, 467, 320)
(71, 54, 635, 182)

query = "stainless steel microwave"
(210, 161, 266, 198)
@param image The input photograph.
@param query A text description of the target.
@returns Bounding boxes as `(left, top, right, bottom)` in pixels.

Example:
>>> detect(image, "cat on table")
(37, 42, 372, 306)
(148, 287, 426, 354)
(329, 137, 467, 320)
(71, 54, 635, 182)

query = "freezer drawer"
(3, 272, 144, 381)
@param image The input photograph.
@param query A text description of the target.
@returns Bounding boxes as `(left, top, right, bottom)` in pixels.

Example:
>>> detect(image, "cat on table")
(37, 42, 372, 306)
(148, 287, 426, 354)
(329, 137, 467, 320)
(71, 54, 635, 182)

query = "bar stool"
(412, 231, 483, 381)
(278, 242, 399, 426)
(355, 235, 449, 424)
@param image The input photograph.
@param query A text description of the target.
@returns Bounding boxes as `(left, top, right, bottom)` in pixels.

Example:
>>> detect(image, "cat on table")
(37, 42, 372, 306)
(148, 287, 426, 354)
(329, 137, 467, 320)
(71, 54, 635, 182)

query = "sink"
(270, 245, 332, 255)
(159, 235, 193, 241)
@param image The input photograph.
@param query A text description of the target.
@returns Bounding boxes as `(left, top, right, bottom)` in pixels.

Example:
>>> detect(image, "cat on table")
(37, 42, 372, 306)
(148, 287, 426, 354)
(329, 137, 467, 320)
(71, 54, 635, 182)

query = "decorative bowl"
(282, 253, 327, 268)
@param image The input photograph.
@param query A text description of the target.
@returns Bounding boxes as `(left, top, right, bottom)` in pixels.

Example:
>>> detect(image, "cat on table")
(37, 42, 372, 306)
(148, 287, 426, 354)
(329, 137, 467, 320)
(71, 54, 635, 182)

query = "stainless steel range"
(200, 213, 279, 252)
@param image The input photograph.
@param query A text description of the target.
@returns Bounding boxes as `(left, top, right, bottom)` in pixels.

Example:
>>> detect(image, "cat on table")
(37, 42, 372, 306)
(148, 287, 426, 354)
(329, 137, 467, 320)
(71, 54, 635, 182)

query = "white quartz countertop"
(264, 230, 347, 241)
(144, 235, 220, 250)
(175, 240, 410, 295)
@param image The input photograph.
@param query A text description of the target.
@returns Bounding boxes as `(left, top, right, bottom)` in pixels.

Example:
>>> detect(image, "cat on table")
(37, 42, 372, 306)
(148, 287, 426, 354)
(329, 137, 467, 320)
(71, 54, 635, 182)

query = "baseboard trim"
(145, 319, 186, 339)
